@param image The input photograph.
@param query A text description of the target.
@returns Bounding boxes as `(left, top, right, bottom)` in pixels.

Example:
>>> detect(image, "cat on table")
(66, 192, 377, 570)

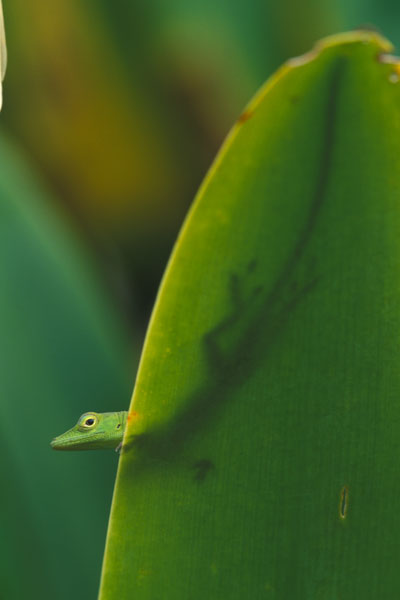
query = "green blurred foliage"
(0, 134, 136, 597)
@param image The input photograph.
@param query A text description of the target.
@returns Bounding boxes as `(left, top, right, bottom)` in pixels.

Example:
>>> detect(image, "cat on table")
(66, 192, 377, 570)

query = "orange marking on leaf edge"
(238, 110, 253, 124)
(128, 411, 139, 423)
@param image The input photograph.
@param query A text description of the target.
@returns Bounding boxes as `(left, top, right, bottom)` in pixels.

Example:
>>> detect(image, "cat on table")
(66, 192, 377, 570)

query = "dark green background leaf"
(0, 135, 136, 598)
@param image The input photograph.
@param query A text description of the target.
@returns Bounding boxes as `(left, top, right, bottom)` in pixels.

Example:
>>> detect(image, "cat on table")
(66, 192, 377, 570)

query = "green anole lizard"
(50, 411, 128, 452)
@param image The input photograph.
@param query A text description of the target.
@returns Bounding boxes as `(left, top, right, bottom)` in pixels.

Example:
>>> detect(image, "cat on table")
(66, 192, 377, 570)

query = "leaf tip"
(288, 30, 394, 71)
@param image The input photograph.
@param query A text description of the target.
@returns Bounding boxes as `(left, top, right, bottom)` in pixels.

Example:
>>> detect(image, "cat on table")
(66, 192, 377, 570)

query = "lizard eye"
(79, 413, 98, 429)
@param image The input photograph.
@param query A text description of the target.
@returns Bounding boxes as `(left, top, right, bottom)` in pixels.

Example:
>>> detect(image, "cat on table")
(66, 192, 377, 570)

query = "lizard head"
(51, 411, 125, 451)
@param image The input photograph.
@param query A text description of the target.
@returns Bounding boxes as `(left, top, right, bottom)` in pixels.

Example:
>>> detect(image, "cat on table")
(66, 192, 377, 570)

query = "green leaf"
(100, 31, 400, 598)
(0, 135, 136, 599)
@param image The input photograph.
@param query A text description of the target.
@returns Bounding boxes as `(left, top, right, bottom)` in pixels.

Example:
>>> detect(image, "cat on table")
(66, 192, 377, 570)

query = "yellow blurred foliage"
(3, 0, 183, 230)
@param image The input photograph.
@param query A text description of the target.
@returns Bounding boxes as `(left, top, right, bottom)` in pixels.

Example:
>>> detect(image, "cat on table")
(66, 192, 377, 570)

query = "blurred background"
(1, 0, 399, 597)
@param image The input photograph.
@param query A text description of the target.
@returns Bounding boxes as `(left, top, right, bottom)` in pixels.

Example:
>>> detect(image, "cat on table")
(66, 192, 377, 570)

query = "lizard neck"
(119, 411, 129, 433)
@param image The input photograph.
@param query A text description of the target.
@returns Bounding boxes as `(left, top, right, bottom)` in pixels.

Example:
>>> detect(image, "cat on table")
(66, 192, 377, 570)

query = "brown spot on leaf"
(339, 485, 349, 520)
(238, 110, 253, 124)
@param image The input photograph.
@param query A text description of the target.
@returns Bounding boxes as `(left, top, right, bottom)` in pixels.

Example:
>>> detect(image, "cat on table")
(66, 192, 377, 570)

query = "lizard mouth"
(50, 434, 83, 450)
(50, 432, 102, 450)
(50, 436, 74, 450)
